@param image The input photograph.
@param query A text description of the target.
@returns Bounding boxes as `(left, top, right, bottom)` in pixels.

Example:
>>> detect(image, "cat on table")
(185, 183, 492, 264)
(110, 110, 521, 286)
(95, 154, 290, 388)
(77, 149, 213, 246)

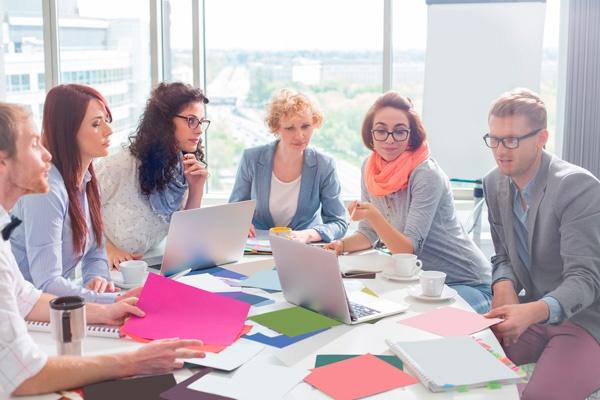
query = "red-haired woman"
(10, 84, 125, 303)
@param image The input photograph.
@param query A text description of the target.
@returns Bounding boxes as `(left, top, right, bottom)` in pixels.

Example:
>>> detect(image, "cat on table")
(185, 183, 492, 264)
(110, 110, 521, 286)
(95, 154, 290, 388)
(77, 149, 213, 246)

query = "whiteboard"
(421, 2, 546, 180)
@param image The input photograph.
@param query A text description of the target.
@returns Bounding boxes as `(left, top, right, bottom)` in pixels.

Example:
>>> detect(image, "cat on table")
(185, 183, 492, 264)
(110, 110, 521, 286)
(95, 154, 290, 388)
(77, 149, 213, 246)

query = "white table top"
(21, 254, 518, 400)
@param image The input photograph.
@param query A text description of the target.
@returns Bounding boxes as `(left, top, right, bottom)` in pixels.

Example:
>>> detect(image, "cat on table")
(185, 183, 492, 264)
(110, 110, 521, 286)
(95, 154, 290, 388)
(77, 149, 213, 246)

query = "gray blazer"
(229, 141, 347, 242)
(483, 151, 600, 343)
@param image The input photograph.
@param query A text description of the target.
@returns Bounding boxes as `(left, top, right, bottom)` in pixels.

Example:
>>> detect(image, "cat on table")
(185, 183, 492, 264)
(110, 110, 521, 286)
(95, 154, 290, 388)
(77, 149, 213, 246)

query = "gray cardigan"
(358, 158, 491, 286)
(483, 151, 600, 344)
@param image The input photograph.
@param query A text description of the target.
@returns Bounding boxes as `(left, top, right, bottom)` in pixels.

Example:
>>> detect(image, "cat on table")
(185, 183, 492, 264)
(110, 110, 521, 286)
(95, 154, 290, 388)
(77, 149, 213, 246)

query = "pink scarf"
(364, 141, 431, 196)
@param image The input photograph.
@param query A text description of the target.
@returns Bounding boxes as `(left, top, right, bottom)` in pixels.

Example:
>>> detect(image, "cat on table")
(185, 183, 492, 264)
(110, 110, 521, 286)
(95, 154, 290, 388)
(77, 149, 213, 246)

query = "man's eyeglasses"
(483, 128, 543, 149)
(175, 115, 211, 131)
(371, 128, 410, 142)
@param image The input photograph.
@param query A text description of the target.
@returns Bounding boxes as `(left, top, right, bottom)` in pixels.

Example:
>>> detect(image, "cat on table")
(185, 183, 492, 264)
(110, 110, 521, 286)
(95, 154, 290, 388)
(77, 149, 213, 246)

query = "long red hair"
(42, 84, 111, 254)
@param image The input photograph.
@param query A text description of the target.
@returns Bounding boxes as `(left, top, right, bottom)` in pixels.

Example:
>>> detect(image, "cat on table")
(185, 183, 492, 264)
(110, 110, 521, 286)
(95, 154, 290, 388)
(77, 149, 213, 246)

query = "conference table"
(20, 253, 519, 400)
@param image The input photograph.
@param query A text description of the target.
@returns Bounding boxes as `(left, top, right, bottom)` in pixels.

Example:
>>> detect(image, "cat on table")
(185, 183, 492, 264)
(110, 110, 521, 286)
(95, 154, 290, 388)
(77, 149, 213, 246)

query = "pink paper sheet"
(305, 354, 418, 400)
(122, 274, 250, 346)
(398, 306, 503, 336)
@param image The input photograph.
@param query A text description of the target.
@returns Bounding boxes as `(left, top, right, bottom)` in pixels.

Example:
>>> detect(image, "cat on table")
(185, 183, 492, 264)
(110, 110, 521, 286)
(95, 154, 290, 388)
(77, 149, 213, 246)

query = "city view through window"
(1, 0, 560, 196)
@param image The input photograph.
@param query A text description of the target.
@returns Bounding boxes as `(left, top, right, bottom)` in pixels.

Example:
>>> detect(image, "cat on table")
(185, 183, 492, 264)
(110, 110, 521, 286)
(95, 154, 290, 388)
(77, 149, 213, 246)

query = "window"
(0, 0, 46, 123)
(540, 0, 561, 154)
(57, 0, 152, 148)
(392, 0, 427, 114)
(162, 0, 193, 83)
(204, 0, 382, 196)
(6, 74, 31, 92)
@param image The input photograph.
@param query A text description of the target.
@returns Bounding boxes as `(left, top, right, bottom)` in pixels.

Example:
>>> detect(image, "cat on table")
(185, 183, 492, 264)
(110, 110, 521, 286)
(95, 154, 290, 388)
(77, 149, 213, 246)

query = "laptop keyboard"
(349, 302, 380, 319)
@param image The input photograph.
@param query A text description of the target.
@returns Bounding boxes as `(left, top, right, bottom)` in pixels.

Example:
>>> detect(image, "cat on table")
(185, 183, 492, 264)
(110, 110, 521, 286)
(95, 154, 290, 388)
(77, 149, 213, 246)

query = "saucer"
(408, 285, 457, 301)
(111, 271, 148, 289)
(382, 272, 421, 282)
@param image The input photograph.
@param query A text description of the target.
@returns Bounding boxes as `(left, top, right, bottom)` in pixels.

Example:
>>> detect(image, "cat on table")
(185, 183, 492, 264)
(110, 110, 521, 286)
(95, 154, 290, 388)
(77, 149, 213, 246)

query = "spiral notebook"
(386, 336, 526, 392)
(26, 320, 121, 338)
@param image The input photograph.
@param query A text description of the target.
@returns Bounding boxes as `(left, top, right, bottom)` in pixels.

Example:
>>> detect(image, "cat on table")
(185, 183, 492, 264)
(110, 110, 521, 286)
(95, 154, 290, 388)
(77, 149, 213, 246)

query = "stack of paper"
(386, 336, 525, 392)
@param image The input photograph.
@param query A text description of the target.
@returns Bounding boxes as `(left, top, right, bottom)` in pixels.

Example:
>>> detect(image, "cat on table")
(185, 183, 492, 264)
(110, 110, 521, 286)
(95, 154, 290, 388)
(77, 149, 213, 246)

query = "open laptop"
(159, 200, 256, 277)
(270, 235, 408, 324)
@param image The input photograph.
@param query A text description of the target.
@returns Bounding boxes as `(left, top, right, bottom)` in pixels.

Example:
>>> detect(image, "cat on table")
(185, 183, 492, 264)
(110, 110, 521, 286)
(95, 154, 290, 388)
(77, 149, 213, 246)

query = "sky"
(77, 0, 561, 51)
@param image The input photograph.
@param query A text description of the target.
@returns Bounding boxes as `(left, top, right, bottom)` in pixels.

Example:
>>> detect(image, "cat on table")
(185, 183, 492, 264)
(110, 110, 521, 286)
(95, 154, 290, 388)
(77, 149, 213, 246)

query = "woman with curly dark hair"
(96, 82, 209, 268)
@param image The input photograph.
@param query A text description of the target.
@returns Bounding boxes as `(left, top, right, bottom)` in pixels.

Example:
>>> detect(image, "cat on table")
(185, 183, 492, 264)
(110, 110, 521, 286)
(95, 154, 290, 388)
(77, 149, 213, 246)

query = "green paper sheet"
(315, 354, 403, 370)
(249, 306, 341, 337)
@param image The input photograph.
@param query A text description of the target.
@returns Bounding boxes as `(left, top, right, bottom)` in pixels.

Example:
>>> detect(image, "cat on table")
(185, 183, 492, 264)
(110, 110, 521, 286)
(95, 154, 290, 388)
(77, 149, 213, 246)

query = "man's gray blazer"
(483, 151, 600, 343)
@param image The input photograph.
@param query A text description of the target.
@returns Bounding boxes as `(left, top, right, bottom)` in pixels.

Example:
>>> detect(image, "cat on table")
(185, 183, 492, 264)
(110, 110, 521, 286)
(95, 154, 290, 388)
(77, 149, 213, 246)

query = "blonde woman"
(229, 89, 347, 243)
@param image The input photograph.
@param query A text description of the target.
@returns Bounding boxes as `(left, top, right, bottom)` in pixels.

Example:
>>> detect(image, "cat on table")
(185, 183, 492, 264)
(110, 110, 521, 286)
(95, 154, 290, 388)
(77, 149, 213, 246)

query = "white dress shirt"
(0, 206, 47, 396)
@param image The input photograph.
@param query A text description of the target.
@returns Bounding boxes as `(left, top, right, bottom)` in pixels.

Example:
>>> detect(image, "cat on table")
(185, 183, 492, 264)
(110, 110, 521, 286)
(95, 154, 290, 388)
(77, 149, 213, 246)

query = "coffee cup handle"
(414, 260, 423, 273)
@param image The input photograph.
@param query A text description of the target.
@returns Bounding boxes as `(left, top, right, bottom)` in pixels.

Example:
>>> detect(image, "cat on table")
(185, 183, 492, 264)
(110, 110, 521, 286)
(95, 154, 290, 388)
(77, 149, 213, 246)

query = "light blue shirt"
(511, 169, 564, 324)
(10, 165, 116, 303)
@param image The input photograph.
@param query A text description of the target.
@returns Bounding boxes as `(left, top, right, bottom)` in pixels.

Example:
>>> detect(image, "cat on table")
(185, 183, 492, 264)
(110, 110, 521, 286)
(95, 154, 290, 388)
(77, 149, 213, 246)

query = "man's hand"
(491, 279, 519, 309)
(124, 338, 205, 375)
(484, 301, 549, 346)
(97, 297, 145, 326)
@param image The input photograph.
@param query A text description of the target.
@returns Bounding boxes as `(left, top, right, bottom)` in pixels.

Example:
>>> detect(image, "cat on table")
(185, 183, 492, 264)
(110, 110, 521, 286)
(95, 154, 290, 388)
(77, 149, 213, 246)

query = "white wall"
(422, 2, 546, 179)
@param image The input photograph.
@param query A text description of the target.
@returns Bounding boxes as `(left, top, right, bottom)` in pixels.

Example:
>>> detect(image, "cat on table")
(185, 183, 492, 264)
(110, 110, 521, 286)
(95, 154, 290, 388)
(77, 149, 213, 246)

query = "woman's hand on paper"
(86, 276, 119, 293)
(248, 224, 256, 238)
(324, 240, 344, 255)
(484, 301, 550, 346)
(126, 338, 206, 375)
(290, 229, 321, 244)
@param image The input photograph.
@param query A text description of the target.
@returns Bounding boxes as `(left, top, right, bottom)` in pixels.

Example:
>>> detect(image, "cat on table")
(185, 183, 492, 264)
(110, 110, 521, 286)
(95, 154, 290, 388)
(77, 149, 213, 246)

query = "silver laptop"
(270, 236, 408, 324)
(159, 200, 256, 277)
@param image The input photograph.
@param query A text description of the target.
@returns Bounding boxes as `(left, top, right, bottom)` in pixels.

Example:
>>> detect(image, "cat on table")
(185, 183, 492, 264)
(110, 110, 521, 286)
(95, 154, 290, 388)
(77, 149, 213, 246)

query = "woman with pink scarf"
(326, 92, 492, 313)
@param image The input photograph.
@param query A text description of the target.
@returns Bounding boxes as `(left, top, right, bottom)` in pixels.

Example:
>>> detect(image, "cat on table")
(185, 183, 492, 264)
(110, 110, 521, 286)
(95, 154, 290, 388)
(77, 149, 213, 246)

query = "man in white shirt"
(0, 102, 205, 397)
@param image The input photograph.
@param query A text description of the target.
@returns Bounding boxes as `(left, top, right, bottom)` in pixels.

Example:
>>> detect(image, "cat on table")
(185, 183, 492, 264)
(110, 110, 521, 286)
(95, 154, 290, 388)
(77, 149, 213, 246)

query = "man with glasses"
(482, 88, 600, 399)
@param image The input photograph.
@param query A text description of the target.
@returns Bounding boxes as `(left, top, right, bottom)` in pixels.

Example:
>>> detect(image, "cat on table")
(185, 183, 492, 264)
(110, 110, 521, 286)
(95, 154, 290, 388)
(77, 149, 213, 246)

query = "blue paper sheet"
(239, 269, 282, 291)
(243, 328, 328, 348)
(189, 267, 246, 280)
(215, 291, 272, 306)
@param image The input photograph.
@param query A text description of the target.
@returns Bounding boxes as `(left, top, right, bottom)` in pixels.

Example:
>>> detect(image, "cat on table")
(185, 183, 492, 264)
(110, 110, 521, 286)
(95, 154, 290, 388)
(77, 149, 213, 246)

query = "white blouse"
(96, 150, 186, 254)
(268, 172, 301, 227)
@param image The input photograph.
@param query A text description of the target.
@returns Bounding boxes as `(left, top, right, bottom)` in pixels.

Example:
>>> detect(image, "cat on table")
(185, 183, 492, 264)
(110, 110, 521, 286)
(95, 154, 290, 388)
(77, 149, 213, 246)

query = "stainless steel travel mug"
(49, 296, 86, 356)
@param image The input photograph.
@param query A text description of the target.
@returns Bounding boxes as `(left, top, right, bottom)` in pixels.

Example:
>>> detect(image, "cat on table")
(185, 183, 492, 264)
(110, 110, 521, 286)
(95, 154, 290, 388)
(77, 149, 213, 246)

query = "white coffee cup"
(119, 260, 148, 284)
(420, 270, 446, 297)
(391, 253, 422, 277)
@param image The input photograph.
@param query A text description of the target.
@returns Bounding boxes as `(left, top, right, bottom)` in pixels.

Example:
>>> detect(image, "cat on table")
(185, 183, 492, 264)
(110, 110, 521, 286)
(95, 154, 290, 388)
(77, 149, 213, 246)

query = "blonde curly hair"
(265, 88, 324, 134)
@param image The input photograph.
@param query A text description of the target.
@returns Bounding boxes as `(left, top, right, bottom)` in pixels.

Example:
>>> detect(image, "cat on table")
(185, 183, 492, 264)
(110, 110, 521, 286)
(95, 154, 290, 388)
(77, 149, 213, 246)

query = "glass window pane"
(0, 0, 46, 124)
(204, 0, 382, 196)
(541, 0, 561, 154)
(392, 0, 427, 114)
(57, 0, 151, 148)
(162, 0, 193, 83)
